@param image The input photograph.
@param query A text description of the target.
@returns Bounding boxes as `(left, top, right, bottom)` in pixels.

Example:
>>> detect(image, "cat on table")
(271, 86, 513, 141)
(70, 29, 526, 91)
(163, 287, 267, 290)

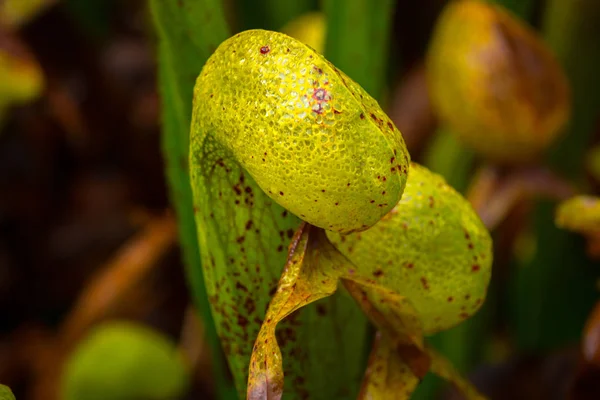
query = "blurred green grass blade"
(510, 0, 600, 350)
(545, 0, 600, 178)
(323, 0, 395, 101)
(237, 0, 317, 30)
(149, 1, 237, 399)
(423, 126, 475, 194)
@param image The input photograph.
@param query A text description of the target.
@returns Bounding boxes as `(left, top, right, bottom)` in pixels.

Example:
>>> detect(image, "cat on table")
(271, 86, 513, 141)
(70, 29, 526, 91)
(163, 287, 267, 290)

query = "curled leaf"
(192, 29, 410, 234)
(247, 224, 350, 399)
(248, 164, 491, 399)
(328, 163, 493, 334)
(358, 332, 420, 400)
(192, 29, 492, 400)
(427, 0, 570, 162)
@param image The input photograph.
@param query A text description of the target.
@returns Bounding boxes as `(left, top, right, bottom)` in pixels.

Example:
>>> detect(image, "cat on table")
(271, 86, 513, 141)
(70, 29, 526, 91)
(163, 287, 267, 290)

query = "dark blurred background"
(1, 0, 600, 399)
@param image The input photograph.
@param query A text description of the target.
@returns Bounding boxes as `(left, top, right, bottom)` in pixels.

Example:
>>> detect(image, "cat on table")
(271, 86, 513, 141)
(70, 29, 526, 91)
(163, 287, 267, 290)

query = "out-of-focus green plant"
(427, 0, 570, 163)
(149, 1, 237, 398)
(555, 195, 600, 258)
(0, 0, 55, 28)
(60, 321, 189, 400)
(281, 11, 325, 52)
(556, 196, 600, 234)
(323, 0, 395, 101)
(419, 1, 565, 398)
(0, 384, 15, 400)
(0, 34, 44, 121)
(191, 29, 492, 400)
(510, 0, 600, 351)
(237, 0, 317, 32)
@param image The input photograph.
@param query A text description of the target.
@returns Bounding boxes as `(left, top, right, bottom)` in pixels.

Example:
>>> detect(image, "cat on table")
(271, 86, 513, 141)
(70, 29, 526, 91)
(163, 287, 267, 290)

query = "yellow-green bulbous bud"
(427, 0, 570, 163)
(0, 384, 15, 400)
(61, 321, 189, 400)
(328, 163, 492, 333)
(191, 30, 410, 233)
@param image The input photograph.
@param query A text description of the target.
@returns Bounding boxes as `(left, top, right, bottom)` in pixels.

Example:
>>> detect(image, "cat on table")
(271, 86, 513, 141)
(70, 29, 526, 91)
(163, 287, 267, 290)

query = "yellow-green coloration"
(427, 0, 570, 162)
(281, 12, 326, 53)
(358, 333, 419, 399)
(245, 164, 490, 399)
(61, 321, 189, 400)
(0, 0, 54, 27)
(190, 29, 490, 400)
(0, 40, 44, 117)
(555, 196, 600, 234)
(328, 163, 492, 334)
(247, 212, 488, 399)
(0, 384, 15, 400)
(192, 30, 409, 234)
(190, 29, 378, 399)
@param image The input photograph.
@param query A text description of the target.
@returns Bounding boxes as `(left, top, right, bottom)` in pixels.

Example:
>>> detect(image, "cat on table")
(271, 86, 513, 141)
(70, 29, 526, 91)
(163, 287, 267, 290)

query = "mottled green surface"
(190, 30, 378, 398)
(190, 29, 491, 400)
(329, 164, 492, 334)
(193, 30, 408, 233)
(245, 164, 491, 399)
(61, 321, 189, 400)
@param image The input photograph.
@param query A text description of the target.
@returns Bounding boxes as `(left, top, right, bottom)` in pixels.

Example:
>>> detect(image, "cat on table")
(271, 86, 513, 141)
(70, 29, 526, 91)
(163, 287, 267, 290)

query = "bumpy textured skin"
(427, 0, 570, 162)
(190, 29, 491, 399)
(191, 29, 400, 399)
(192, 29, 409, 234)
(555, 196, 600, 234)
(327, 163, 492, 334)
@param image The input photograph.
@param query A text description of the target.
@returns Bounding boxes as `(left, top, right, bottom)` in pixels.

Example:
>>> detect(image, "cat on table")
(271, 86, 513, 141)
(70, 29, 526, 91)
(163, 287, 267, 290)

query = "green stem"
(323, 0, 396, 101)
(149, 1, 237, 398)
(510, 0, 600, 351)
(423, 125, 475, 194)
